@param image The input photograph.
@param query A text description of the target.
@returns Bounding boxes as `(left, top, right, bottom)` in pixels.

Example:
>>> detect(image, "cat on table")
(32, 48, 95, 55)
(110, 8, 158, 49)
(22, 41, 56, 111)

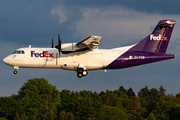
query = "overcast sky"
(1, 0, 180, 96)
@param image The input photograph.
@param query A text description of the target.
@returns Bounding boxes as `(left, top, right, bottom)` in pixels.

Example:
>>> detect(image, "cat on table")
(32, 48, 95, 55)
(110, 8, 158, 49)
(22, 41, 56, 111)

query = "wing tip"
(91, 35, 102, 38)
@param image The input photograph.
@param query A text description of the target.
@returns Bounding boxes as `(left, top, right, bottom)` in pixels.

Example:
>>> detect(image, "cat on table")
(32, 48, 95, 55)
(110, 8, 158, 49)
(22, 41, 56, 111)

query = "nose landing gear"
(77, 68, 88, 78)
(13, 70, 17, 74)
(13, 66, 19, 74)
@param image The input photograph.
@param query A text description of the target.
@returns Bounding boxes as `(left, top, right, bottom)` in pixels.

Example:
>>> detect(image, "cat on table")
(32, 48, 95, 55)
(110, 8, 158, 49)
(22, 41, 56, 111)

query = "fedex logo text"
(31, 51, 54, 58)
(150, 34, 167, 41)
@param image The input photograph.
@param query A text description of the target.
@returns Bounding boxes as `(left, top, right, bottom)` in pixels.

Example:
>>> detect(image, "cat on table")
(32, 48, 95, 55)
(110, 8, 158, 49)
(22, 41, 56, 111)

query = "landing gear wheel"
(82, 70, 88, 76)
(77, 72, 83, 78)
(13, 70, 17, 74)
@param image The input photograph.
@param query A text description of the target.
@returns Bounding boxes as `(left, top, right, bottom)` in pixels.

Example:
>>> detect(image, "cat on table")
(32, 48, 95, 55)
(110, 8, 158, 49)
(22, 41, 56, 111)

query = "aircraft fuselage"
(3, 46, 129, 71)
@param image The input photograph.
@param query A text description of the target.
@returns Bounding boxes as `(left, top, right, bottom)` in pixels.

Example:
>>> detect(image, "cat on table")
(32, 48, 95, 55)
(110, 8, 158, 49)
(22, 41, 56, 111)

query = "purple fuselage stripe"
(105, 51, 175, 69)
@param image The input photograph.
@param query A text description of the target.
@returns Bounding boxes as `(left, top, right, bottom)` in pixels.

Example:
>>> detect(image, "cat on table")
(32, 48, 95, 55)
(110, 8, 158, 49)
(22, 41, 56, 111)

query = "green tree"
(71, 95, 101, 120)
(17, 78, 61, 119)
(113, 90, 122, 97)
(3, 79, 180, 120)
(0, 95, 18, 120)
(147, 112, 156, 120)
(169, 106, 180, 120)
(66, 112, 74, 120)
(60, 90, 77, 112)
(97, 105, 128, 120)
(14, 111, 20, 120)
(0, 117, 8, 120)
(127, 87, 136, 98)
(129, 97, 145, 120)
(119, 86, 127, 94)
(99, 91, 105, 96)
(21, 112, 28, 120)
(0, 109, 2, 117)
(148, 88, 159, 102)
(59, 111, 74, 120)
(101, 92, 122, 107)
(18, 78, 61, 104)
(159, 86, 166, 96)
(138, 86, 149, 117)
(148, 95, 177, 120)
(59, 111, 67, 120)
(175, 93, 180, 99)
(138, 86, 149, 98)
(36, 100, 58, 120)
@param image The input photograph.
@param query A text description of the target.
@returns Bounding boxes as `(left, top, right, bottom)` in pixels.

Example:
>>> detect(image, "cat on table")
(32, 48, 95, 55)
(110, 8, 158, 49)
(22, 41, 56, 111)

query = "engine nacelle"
(61, 43, 79, 52)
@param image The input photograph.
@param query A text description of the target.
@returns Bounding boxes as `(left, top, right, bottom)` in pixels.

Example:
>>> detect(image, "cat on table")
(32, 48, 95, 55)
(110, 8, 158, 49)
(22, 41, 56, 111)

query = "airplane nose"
(3, 57, 9, 64)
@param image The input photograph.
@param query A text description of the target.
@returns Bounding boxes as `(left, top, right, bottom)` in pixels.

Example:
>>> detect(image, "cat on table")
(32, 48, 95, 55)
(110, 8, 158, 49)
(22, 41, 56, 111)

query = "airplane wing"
(76, 35, 102, 50)
(61, 35, 102, 54)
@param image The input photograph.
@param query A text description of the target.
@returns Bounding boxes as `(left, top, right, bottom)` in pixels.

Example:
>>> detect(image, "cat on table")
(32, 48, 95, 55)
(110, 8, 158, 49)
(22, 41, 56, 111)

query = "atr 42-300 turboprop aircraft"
(3, 20, 176, 78)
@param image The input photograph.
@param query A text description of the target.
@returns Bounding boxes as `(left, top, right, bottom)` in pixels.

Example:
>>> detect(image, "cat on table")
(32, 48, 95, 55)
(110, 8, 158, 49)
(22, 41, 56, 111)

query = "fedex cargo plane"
(3, 20, 176, 78)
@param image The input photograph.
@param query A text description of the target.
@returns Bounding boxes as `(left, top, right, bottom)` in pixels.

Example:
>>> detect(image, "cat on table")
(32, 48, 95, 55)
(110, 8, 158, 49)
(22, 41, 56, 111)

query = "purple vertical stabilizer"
(129, 20, 176, 53)
(105, 20, 176, 69)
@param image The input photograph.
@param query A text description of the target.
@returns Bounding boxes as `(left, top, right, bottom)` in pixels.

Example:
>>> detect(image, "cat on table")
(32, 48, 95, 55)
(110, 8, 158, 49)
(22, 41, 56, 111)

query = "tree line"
(0, 78, 180, 120)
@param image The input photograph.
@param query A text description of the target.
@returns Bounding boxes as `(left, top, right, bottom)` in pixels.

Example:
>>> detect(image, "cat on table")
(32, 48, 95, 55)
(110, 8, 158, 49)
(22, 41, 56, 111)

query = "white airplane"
(3, 20, 176, 78)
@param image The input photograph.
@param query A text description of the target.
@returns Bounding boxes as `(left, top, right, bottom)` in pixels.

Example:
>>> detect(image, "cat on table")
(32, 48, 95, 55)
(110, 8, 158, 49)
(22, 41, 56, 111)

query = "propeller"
(55, 34, 61, 57)
(52, 37, 54, 48)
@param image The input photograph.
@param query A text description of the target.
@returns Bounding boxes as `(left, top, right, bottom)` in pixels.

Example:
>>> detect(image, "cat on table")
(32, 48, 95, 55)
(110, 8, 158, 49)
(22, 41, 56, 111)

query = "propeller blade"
(58, 34, 61, 50)
(52, 37, 53, 48)
(55, 34, 62, 57)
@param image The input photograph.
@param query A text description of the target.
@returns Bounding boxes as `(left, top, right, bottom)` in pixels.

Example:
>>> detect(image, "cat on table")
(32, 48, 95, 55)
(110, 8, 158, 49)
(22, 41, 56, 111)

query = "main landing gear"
(77, 68, 88, 78)
(13, 66, 19, 74)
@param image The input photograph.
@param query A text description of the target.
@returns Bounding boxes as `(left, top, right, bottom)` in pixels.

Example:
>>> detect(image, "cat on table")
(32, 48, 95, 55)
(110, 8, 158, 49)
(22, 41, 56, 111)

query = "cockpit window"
(12, 51, 17, 54)
(12, 50, 25, 54)
(17, 51, 21, 54)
